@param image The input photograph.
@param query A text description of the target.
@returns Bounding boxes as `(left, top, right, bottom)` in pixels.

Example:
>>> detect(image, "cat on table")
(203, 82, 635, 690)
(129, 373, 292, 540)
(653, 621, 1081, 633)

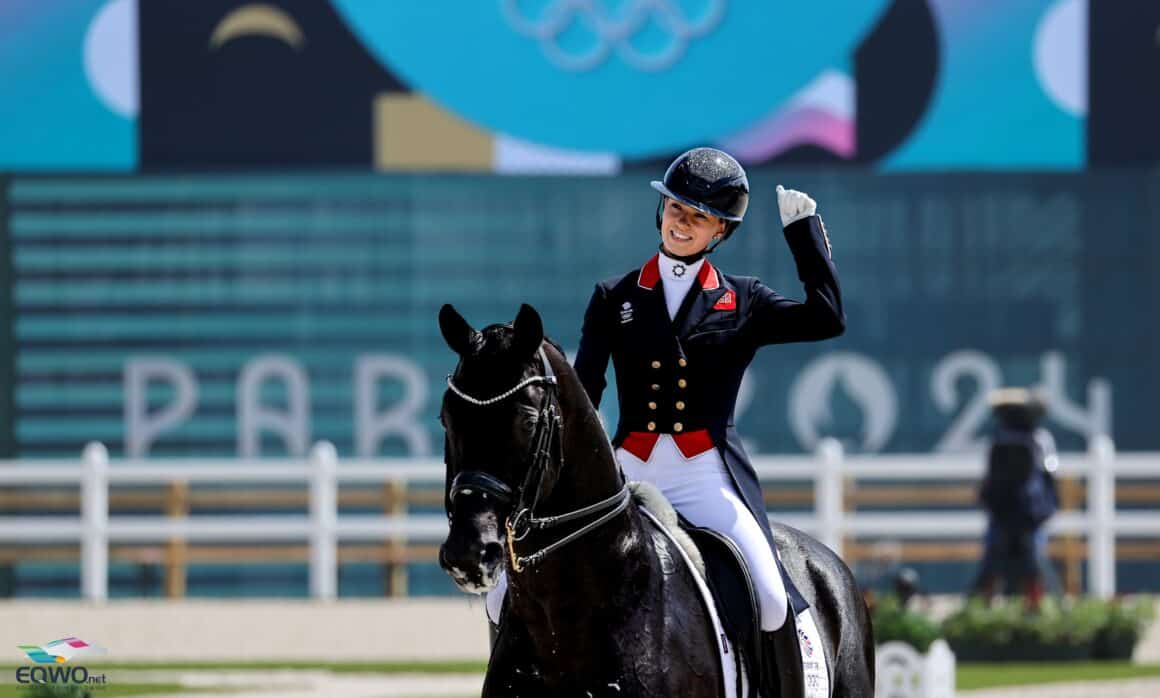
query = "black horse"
(437, 304, 874, 697)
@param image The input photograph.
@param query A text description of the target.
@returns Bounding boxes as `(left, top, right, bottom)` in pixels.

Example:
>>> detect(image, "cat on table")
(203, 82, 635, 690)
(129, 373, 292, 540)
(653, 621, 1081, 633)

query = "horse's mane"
(538, 338, 624, 476)
(543, 336, 565, 357)
(539, 338, 599, 422)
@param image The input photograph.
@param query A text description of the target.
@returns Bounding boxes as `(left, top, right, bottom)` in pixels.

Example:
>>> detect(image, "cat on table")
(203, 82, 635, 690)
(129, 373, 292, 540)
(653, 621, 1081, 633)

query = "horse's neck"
(542, 356, 624, 514)
(509, 348, 641, 587)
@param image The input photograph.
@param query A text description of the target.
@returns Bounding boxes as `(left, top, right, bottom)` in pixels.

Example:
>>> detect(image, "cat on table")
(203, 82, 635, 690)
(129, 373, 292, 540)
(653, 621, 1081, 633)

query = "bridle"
(445, 345, 631, 573)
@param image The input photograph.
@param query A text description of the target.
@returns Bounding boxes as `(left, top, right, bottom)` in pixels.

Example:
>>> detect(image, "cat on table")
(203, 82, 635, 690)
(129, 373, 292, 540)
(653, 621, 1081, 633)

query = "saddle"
(677, 516, 811, 698)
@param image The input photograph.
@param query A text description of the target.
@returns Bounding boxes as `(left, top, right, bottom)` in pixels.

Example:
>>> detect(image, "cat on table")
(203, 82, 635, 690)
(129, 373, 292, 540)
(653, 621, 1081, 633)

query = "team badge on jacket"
(713, 290, 736, 311)
(619, 301, 634, 324)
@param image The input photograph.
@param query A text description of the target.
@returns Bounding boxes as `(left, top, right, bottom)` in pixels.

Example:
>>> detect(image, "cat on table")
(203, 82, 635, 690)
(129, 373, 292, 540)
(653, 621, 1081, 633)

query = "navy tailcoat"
(573, 214, 845, 549)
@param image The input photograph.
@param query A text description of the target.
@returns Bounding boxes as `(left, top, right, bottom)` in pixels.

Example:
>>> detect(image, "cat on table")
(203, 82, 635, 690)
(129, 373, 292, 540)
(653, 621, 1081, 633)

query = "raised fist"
(776, 185, 816, 227)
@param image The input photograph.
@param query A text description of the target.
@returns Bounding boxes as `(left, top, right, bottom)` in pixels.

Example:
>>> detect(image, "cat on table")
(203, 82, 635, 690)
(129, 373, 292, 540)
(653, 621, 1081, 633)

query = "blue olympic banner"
(3, 1, 1159, 170)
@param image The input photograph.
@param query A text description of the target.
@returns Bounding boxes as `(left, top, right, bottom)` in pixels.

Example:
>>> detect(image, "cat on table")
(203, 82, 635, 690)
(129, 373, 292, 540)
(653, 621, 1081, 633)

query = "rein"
(447, 345, 631, 573)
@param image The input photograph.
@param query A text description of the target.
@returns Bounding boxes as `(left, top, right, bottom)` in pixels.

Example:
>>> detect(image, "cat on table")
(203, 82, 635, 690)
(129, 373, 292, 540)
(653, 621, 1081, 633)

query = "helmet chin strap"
(659, 233, 726, 262)
(658, 242, 706, 264)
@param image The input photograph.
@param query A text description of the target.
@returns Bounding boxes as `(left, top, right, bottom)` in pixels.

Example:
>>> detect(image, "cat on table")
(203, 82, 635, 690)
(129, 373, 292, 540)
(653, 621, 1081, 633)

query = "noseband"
(446, 346, 631, 573)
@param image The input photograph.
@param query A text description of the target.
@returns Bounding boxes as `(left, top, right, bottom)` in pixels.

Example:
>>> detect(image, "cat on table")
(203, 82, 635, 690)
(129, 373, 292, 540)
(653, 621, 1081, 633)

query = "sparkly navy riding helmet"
(651, 147, 750, 244)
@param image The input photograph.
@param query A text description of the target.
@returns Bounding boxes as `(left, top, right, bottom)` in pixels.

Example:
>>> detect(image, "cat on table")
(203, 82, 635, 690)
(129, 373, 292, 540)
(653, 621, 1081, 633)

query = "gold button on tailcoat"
(647, 421, 657, 431)
(678, 358, 687, 367)
(648, 402, 657, 410)
(678, 378, 687, 389)
(651, 360, 661, 369)
(673, 422, 684, 432)
(676, 401, 686, 410)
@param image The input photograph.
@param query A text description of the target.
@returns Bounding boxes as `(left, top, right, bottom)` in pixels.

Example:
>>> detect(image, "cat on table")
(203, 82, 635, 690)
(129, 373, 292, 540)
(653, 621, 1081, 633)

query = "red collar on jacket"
(637, 253, 720, 291)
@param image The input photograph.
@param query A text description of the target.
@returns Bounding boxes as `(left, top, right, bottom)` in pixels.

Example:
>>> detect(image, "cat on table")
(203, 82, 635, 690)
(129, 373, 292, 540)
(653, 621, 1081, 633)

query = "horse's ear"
(439, 304, 479, 356)
(512, 304, 544, 360)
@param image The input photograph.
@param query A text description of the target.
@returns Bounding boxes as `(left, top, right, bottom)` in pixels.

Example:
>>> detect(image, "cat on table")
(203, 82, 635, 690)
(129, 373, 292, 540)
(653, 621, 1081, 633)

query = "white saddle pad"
(639, 505, 741, 698)
(644, 505, 833, 698)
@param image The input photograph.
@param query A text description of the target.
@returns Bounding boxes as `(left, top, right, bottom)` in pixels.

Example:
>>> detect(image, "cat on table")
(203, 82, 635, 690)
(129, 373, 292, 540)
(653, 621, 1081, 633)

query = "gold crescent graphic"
(209, 3, 305, 51)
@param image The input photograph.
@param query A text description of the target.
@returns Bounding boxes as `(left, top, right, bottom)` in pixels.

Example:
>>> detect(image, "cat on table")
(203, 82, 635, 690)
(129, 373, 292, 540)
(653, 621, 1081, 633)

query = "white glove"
(776, 185, 816, 227)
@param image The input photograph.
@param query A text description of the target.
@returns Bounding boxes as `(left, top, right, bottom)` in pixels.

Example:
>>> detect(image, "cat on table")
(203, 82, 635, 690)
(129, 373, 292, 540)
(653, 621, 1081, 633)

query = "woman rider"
(490, 147, 844, 693)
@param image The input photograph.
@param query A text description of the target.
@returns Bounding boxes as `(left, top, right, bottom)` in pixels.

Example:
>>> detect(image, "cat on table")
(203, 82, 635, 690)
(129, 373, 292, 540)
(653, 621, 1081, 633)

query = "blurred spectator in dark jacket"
(971, 388, 1059, 608)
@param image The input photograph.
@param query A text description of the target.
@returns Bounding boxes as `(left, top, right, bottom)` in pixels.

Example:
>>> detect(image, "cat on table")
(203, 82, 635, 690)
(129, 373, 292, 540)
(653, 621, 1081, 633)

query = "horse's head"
(436, 303, 561, 593)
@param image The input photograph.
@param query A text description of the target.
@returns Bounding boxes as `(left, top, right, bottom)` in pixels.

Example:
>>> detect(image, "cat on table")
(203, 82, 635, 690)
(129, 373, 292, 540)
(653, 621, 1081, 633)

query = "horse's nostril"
(482, 542, 503, 568)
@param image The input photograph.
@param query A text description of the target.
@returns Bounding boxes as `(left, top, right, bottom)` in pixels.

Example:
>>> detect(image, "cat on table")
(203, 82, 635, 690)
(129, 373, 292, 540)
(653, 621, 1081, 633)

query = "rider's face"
(659, 198, 726, 257)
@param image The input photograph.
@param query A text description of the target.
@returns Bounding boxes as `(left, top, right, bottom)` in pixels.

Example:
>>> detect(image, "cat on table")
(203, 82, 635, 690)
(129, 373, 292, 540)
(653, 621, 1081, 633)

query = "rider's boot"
(761, 625, 804, 698)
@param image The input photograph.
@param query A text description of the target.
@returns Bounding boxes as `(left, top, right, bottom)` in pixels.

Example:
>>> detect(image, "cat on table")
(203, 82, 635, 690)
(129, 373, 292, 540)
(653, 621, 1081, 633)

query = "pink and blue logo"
(17, 637, 106, 664)
(798, 628, 814, 658)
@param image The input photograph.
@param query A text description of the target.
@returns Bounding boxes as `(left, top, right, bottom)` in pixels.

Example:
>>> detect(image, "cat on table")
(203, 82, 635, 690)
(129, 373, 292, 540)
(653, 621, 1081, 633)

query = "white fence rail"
(1, 436, 1158, 601)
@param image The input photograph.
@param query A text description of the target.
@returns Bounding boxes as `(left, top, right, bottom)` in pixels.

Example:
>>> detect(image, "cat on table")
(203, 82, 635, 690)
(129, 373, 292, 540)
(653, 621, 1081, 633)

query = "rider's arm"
(573, 283, 612, 409)
(747, 215, 845, 346)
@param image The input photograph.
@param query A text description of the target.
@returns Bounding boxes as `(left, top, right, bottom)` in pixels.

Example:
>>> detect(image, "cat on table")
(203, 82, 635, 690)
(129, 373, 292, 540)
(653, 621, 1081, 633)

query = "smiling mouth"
(669, 229, 693, 242)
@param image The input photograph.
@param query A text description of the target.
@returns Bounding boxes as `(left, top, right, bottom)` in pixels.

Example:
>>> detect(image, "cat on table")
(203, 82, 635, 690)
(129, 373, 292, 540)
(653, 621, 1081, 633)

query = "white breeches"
(618, 436, 788, 631)
(486, 435, 788, 632)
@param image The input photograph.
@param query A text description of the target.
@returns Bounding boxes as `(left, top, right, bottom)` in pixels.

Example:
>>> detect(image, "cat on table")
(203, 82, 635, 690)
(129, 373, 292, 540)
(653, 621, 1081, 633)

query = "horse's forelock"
(452, 329, 572, 405)
(478, 323, 516, 355)
(464, 324, 557, 370)
(450, 326, 538, 402)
